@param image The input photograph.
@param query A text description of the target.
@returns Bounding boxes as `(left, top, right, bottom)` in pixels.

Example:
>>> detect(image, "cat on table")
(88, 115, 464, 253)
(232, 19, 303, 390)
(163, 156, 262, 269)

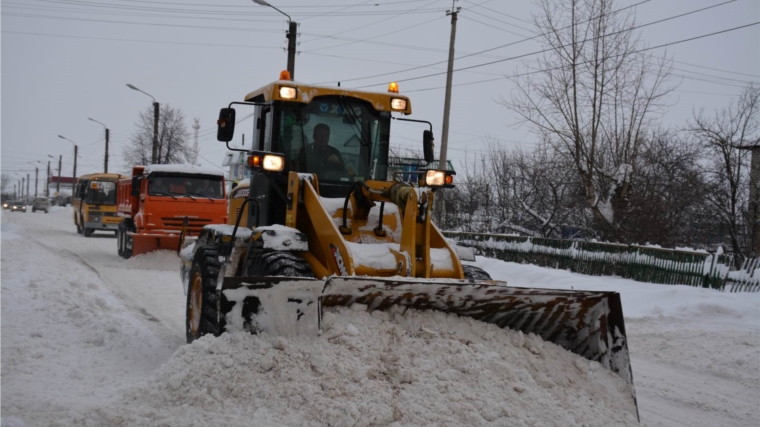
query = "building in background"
(48, 176, 75, 205)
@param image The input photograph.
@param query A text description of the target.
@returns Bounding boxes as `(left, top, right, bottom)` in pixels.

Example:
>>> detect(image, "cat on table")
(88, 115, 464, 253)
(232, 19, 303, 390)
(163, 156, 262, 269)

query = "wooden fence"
(442, 232, 757, 292)
(725, 258, 760, 292)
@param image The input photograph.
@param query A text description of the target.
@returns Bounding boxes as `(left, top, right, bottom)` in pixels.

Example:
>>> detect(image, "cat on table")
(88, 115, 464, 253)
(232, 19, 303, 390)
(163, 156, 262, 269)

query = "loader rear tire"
(245, 251, 315, 278)
(186, 247, 224, 344)
(463, 264, 492, 281)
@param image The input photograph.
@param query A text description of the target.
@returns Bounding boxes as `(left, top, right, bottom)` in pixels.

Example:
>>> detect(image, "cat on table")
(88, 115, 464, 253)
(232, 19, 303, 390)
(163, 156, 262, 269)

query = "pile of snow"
(63, 306, 638, 427)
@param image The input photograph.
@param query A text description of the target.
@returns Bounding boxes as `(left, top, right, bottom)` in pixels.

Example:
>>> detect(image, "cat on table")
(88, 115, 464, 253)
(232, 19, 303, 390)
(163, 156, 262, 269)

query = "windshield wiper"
(152, 191, 178, 200)
(185, 191, 214, 202)
(169, 191, 195, 200)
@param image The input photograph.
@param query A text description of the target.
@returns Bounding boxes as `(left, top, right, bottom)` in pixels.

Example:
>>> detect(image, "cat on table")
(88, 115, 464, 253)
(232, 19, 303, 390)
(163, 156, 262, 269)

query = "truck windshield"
(148, 174, 224, 199)
(85, 181, 117, 205)
(274, 97, 391, 182)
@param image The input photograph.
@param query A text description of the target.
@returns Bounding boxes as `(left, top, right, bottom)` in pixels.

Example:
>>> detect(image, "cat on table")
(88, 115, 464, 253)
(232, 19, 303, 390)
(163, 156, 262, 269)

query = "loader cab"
(225, 79, 413, 228)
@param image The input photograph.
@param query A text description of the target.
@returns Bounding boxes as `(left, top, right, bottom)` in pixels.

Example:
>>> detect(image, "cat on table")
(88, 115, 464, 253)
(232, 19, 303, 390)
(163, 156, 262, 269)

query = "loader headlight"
(247, 151, 286, 173)
(390, 97, 407, 111)
(279, 86, 297, 100)
(424, 170, 455, 188)
(262, 154, 284, 172)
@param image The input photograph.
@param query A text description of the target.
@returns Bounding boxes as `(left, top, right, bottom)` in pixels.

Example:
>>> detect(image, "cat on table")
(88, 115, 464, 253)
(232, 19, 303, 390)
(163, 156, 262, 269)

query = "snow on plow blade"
(130, 233, 181, 257)
(220, 276, 637, 415)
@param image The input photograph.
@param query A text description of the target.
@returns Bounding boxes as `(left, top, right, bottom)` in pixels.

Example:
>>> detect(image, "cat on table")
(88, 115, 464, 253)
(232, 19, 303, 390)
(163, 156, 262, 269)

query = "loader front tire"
(186, 247, 223, 344)
(463, 264, 492, 281)
(245, 251, 315, 278)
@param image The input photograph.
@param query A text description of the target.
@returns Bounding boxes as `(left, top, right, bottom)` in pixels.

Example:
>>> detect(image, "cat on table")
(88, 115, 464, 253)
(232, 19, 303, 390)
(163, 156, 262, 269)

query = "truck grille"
(161, 217, 213, 235)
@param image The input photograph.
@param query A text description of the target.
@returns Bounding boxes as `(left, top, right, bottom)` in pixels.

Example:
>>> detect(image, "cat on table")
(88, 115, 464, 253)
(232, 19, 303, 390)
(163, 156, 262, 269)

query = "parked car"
(32, 197, 51, 213)
(10, 201, 26, 213)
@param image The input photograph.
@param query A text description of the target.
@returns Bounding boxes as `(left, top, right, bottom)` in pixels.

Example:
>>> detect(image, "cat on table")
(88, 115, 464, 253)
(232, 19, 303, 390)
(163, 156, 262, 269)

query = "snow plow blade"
(130, 233, 181, 257)
(220, 276, 636, 403)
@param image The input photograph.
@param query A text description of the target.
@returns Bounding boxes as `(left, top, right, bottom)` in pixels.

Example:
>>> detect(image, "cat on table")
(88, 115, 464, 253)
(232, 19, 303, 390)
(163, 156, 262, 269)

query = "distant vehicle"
(73, 173, 126, 237)
(10, 201, 26, 213)
(32, 197, 51, 213)
(2, 201, 9, 209)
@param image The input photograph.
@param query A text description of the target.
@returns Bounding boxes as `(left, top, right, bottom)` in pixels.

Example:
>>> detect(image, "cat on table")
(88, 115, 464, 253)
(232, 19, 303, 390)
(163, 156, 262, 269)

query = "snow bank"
(475, 257, 760, 325)
(64, 306, 638, 427)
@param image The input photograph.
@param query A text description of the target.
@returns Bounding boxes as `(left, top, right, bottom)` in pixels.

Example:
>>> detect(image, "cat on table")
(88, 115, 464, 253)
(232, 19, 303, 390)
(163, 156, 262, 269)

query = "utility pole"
(153, 101, 160, 163)
(439, 0, 460, 172)
(46, 161, 51, 197)
(287, 20, 297, 79)
(21, 177, 25, 202)
(26, 173, 30, 203)
(57, 155, 62, 196)
(252, 1, 296, 79)
(192, 118, 200, 165)
(105, 127, 109, 173)
(34, 167, 38, 198)
(73, 145, 78, 178)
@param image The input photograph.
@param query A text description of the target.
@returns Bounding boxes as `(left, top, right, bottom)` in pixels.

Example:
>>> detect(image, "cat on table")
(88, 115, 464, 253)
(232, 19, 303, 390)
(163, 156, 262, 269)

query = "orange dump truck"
(116, 164, 228, 259)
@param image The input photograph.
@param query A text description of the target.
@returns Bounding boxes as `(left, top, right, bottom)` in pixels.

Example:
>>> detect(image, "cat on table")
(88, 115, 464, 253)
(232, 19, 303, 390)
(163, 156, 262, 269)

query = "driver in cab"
(302, 123, 345, 176)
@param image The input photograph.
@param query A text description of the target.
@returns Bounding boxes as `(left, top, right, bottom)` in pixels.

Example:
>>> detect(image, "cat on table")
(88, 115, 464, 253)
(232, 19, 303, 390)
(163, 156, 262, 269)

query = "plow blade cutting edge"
(220, 276, 638, 418)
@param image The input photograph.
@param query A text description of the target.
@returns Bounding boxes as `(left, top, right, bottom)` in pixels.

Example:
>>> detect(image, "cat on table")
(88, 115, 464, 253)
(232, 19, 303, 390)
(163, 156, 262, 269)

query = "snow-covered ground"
(1, 208, 758, 426)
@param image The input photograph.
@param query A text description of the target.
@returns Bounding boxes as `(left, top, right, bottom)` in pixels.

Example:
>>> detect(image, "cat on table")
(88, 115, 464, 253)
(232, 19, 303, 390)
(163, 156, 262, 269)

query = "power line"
(300, 0, 441, 45)
(1, 30, 282, 50)
(401, 22, 760, 93)
(673, 60, 760, 79)
(353, 0, 745, 89)
(312, 0, 652, 85)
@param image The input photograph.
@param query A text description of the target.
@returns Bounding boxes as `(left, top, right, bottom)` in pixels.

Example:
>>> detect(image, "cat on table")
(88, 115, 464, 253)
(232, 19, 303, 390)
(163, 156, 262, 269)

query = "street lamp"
(252, 0, 297, 79)
(126, 83, 159, 164)
(57, 135, 78, 178)
(88, 117, 110, 173)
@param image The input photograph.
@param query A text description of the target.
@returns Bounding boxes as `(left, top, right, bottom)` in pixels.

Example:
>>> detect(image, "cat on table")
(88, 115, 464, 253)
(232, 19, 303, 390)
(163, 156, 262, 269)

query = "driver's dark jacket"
(299, 143, 345, 175)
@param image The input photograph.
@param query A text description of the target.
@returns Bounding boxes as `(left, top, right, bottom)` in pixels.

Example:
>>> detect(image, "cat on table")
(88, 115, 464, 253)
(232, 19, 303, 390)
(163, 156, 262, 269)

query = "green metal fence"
(443, 232, 745, 291)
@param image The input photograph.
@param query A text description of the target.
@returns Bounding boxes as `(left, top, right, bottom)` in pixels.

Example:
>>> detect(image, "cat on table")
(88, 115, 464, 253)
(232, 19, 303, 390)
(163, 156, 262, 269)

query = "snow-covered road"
(2, 207, 758, 426)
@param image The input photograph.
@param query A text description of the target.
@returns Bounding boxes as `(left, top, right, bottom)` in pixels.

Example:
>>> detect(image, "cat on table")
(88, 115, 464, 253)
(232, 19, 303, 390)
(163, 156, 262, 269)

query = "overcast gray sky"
(2, 0, 759, 192)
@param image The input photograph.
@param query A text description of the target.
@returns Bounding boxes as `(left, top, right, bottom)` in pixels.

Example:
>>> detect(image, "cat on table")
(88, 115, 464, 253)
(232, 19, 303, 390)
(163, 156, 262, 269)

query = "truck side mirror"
(131, 177, 140, 197)
(423, 130, 435, 164)
(217, 108, 236, 142)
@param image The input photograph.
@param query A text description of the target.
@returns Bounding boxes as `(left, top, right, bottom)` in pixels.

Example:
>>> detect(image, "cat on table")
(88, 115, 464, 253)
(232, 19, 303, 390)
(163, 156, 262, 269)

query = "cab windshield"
(274, 97, 391, 182)
(147, 174, 224, 199)
(85, 181, 117, 205)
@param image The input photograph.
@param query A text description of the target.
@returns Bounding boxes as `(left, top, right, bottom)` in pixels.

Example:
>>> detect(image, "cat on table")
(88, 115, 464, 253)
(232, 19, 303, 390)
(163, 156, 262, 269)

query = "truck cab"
(117, 164, 228, 258)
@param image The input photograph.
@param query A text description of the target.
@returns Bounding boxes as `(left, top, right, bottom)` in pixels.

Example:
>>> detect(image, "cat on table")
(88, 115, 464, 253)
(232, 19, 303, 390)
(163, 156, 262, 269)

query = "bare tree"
(1, 173, 11, 196)
(123, 104, 192, 166)
(489, 143, 584, 238)
(623, 130, 707, 246)
(502, 0, 674, 240)
(689, 85, 760, 257)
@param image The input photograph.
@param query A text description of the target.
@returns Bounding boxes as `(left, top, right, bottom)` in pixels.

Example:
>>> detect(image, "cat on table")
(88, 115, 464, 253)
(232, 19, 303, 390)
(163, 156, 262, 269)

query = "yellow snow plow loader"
(179, 73, 638, 417)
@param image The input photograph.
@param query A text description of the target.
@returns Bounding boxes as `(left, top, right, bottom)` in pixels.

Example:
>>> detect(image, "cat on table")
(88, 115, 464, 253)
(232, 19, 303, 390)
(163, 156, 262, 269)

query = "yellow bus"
(73, 173, 125, 237)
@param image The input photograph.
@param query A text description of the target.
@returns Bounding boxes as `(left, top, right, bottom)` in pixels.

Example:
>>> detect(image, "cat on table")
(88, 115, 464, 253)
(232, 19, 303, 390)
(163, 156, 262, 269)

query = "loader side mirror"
(217, 108, 236, 142)
(423, 130, 435, 164)
(131, 177, 140, 197)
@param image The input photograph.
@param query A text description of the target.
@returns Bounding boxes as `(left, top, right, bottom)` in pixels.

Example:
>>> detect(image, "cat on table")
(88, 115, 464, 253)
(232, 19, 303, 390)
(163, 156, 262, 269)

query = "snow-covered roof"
(144, 164, 225, 177)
